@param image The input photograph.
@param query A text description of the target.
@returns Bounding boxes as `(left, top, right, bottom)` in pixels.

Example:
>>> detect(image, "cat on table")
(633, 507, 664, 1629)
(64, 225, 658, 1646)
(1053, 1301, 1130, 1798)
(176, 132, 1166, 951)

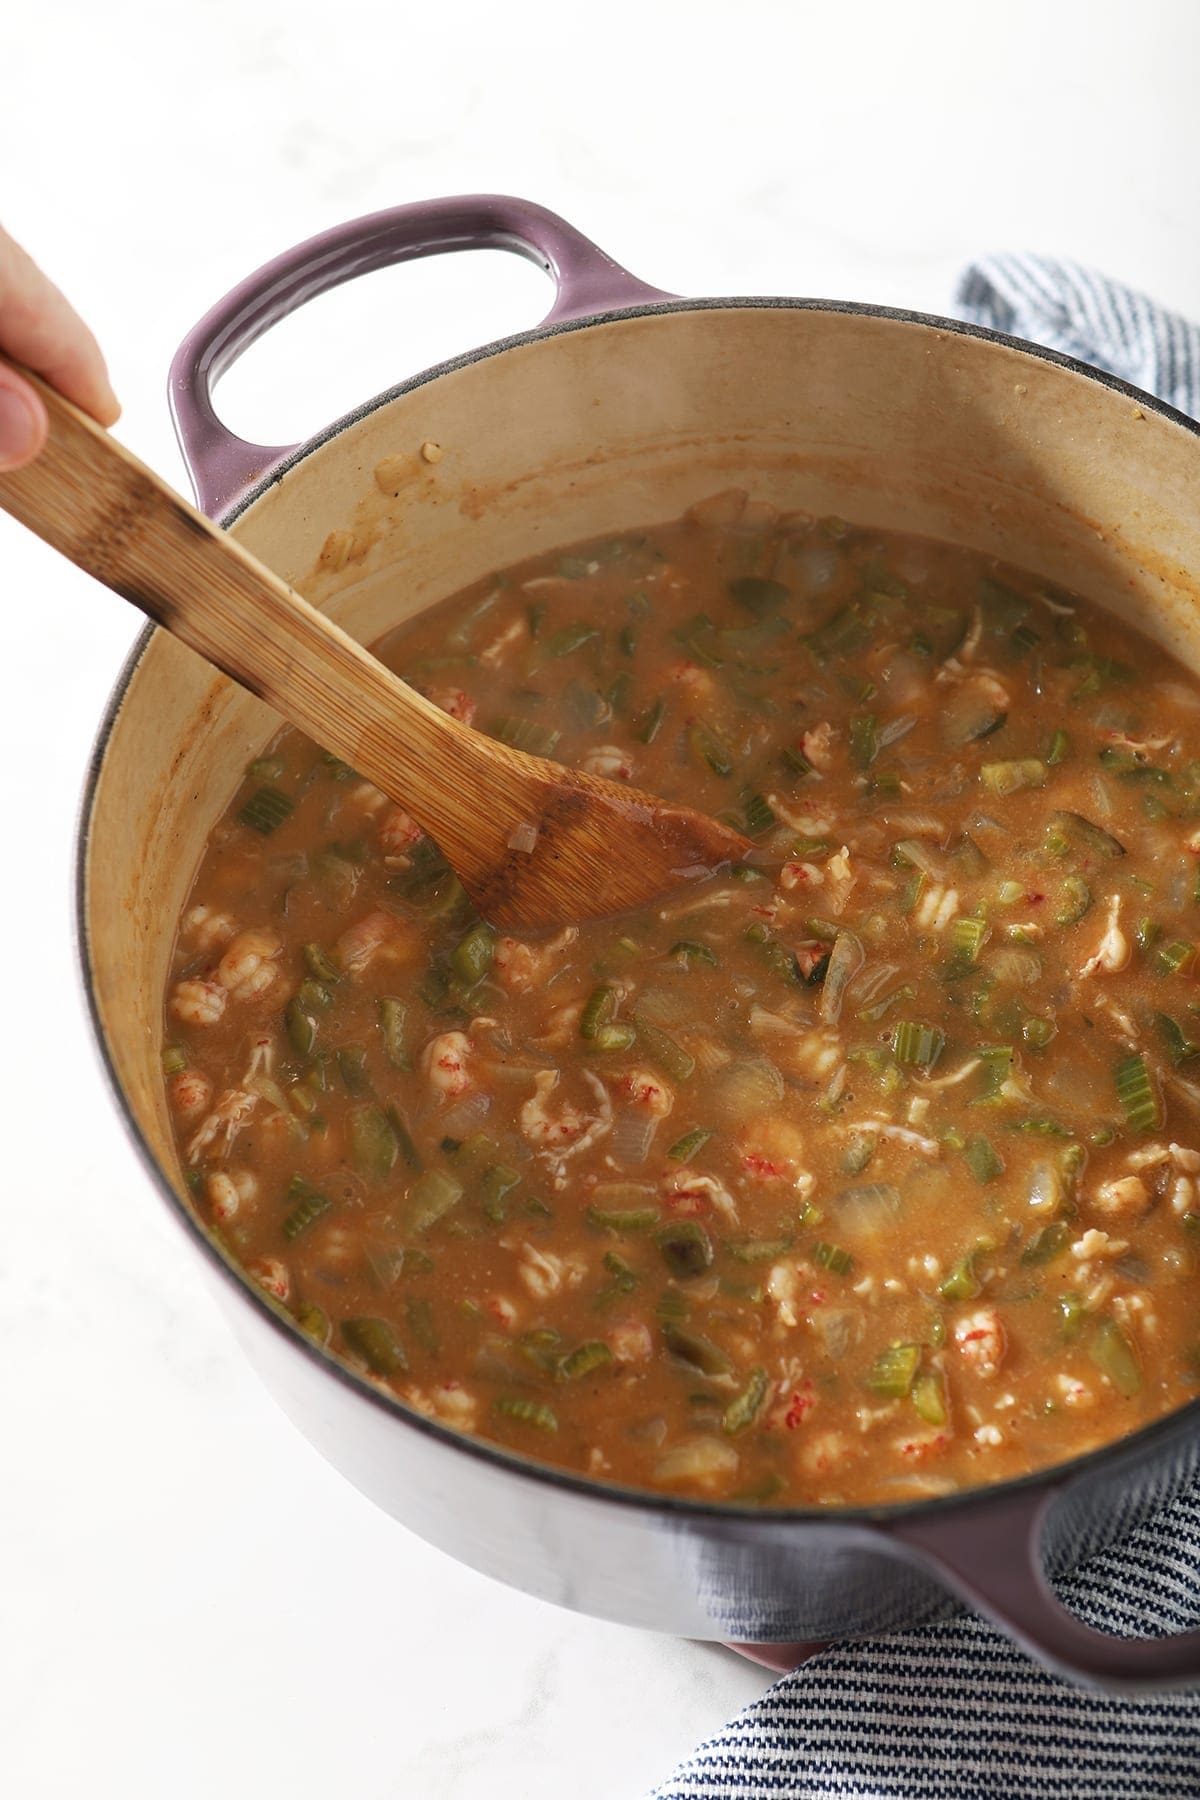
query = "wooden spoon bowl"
(0, 368, 751, 929)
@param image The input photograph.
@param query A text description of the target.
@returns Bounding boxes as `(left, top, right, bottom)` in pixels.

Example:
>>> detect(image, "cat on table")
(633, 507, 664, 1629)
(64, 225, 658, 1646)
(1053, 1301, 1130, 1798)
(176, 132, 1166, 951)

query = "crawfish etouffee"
(164, 492, 1200, 1506)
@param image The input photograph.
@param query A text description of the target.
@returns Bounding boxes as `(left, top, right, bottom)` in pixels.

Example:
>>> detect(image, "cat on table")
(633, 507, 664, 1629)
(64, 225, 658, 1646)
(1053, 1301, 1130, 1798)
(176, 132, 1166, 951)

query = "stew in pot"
(162, 492, 1200, 1505)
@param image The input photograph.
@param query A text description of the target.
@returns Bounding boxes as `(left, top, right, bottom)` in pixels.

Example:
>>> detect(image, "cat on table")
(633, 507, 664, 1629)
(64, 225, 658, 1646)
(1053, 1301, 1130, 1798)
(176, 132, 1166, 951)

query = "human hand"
(0, 224, 119, 471)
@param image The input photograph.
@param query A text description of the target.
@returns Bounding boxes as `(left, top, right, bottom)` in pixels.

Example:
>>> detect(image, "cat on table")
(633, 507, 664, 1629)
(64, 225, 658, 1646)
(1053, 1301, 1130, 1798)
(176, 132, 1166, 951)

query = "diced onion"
(590, 1179, 656, 1206)
(794, 546, 840, 590)
(816, 1307, 863, 1360)
(988, 946, 1042, 987)
(633, 985, 692, 1027)
(506, 821, 539, 853)
(609, 1110, 657, 1165)
(439, 1092, 491, 1138)
(820, 930, 864, 1026)
(654, 1437, 740, 1484)
(885, 811, 945, 839)
(877, 714, 917, 750)
(709, 1058, 785, 1123)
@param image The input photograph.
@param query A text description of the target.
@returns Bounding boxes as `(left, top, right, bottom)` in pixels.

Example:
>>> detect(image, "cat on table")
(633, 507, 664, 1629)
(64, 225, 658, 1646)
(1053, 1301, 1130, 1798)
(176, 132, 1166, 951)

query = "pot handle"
(168, 193, 675, 517)
(887, 1479, 1200, 1689)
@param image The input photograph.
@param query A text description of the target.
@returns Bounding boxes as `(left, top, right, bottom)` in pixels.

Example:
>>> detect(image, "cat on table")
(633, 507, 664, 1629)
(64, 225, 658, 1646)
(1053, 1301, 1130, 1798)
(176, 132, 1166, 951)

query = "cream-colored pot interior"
(83, 302, 1200, 1256)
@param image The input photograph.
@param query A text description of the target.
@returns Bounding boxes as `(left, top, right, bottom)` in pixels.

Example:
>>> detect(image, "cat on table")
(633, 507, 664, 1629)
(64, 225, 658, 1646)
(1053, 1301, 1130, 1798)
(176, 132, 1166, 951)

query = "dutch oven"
(79, 194, 1200, 1686)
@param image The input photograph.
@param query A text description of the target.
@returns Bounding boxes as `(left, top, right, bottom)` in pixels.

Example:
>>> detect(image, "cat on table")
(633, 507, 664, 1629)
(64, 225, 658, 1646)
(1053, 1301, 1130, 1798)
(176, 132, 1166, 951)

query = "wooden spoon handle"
(0, 364, 485, 843)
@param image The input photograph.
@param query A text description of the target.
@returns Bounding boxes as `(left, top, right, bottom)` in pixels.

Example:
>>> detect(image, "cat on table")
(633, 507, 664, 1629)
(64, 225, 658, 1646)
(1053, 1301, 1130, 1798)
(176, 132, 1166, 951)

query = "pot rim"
(78, 291, 1200, 1532)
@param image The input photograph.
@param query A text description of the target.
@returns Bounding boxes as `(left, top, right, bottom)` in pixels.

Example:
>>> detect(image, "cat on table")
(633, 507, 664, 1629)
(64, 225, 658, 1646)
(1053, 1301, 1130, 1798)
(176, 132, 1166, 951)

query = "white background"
(3, 3, 1199, 1795)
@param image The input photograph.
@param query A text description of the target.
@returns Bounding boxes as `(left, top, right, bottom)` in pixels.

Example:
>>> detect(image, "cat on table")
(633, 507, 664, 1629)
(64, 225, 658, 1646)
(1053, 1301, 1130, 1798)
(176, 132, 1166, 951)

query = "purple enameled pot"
(79, 196, 1200, 1687)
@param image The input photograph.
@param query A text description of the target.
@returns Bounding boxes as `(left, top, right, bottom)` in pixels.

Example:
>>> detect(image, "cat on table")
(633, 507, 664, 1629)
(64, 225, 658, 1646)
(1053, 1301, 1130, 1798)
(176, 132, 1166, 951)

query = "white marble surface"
(3, 3, 1199, 1795)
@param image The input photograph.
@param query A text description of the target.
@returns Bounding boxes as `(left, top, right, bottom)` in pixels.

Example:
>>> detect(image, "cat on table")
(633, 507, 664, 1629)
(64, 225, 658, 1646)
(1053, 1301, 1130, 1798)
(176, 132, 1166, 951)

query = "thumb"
(0, 368, 48, 472)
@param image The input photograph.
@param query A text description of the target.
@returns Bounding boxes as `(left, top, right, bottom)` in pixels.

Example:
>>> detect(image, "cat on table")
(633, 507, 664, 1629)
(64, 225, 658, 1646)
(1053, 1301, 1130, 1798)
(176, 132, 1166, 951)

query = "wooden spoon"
(0, 369, 751, 929)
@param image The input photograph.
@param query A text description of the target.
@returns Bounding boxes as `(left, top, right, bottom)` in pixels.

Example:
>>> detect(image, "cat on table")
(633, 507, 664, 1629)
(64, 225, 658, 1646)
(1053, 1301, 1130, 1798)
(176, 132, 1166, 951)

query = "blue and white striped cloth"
(955, 254, 1200, 419)
(650, 258, 1200, 1800)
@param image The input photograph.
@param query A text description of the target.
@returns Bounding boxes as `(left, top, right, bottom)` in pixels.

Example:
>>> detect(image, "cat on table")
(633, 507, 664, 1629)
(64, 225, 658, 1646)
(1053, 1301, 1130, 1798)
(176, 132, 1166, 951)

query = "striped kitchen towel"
(649, 261, 1200, 1800)
(955, 253, 1200, 418)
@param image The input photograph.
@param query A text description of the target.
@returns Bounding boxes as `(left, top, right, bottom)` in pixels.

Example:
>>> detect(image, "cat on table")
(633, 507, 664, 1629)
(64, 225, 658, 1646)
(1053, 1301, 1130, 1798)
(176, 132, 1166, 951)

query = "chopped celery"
(556, 1339, 614, 1382)
(672, 613, 724, 667)
(892, 1021, 946, 1068)
(1058, 1292, 1087, 1341)
(378, 997, 413, 1070)
(742, 792, 777, 837)
(284, 995, 318, 1057)
(409, 1169, 464, 1232)
(587, 1204, 661, 1233)
(336, 1044, 371, 1095)
(722, 1367, 770, 1434)
(349, 1103, 398, 1179)
(974, 1044, 1014, 1103)
(161, 1044, 188, 1076)
(600, 1250, 639, 1296)
(963, 1134, 1005, 1183)
(791, 835, 831, 860)
(539, 622, 599, 660)
(591, 1022, 638, 1052)
(1088, 1316, 1142, 1396)
(580, 984, 617, 1039)
(1056, 876, 1092, 927)
(814, 1241, 853, 1275)
(900, 873, 927, 915)
(666, 1127, 713, 1163)
(295, 1302, 330, 1346)
(636, 697, 666, 743)
(689, 721, 734, 777)
(1115, 1053, 1163, 1133)
(727, 1235, 795, 1263)
(341, 1316, 407, 1375)
(670, 939, 719, 970)
(1157, 1013, 1200, 1065)
(490, 715, 561, 756)
(912, 1371, 947, 1426)
(949, 915, 989, 967)
(303, 942, 340, 982)
(1157, 940, 1196, 976)
(450, 922, 495, 986)
(781, 743, 814, 777)
(1134, 918, 1160, 953)
(939, 1252, 982, 1301)
(850, 714, 878, 768)
(662, 1321, 733, 1376)
(980, 758, 1046, 798)
(237, 785, 293, 835)
(282, 1175, 332, 1241)
(805, 603, 869, 663)
(493, 1396, 558, 1431)
(1048, 810, 1126, 860)
(385, 1104, 422, 1171)
(1021, 1218, 1072, 1265)
(867, 1342, 922, 1397)
(632, 1014, 696, 1081)
(480, 1162, 520, 1221)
